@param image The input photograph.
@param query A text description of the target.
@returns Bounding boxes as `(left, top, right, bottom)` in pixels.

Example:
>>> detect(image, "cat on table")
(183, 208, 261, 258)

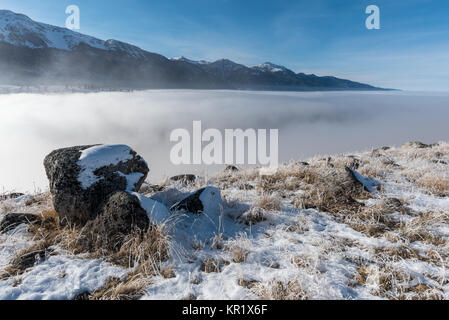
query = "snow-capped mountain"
(170, 56, 210, 65)
(0, 10, 383, 91)
(0, 10, 148, 59)
(251, 62, 290, 73)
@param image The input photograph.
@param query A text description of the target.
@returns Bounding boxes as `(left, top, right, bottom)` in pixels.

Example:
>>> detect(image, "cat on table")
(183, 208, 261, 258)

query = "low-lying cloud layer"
(1, 90, 448, 192)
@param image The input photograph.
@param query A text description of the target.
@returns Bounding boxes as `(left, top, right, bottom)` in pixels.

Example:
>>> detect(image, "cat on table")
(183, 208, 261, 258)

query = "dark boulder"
(44, 144, 149, 225)
(81, 191, 150, 252)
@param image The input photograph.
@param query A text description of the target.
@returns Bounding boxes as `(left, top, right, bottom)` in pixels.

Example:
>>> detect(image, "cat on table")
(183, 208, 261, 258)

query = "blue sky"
(2, 0, 449, 90)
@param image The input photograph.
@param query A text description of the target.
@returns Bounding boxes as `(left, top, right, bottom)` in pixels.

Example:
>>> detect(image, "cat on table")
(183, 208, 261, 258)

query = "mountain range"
(0, 10, 384, 91)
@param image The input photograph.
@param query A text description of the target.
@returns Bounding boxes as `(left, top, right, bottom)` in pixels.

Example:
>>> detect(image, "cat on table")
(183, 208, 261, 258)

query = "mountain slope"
(0, 10, 384, 91)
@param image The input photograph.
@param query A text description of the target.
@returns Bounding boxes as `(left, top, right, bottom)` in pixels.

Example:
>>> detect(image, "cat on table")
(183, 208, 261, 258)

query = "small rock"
(0, 213, 41, 234)
(225, 165, 239, 172)
(170, 186, 222, 214)
(170, 174, 197, 184)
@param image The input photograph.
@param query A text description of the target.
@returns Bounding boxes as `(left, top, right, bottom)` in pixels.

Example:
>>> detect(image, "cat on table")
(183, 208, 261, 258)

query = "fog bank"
(1, 90, 448, 192)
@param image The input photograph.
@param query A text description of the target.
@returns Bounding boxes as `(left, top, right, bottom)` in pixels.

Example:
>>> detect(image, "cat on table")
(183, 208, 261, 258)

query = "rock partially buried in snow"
(0, 213, 41, 234)
(0, 193, 25, 201)
(170, 187, 222, 215)
(44, 144, 149, 225)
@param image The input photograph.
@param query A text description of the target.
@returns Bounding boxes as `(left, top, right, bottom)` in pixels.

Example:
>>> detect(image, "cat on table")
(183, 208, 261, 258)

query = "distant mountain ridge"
(0, 10, 385, 91)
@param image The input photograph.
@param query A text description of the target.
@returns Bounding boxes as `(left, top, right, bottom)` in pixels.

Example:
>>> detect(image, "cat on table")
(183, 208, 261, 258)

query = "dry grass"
(200, 258, 229, 273)
(240, 207, 267, 225)
(415, 175, 449, 197)
(252, 279, 308, 300)
(90, 275, 150, 300)
(106, 226, 170, 270)
(160, 266, 176, 279)
(225, 235, 251, 264)
(256, 194, 282, 212)
(257, 164, 318, 194)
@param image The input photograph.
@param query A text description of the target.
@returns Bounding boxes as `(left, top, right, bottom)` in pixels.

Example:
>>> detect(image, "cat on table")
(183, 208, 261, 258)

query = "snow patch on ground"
(0, 255, 126, 300)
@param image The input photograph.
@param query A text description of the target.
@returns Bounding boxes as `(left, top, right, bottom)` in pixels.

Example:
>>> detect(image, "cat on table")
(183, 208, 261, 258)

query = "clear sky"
(2, 0, 449, 90)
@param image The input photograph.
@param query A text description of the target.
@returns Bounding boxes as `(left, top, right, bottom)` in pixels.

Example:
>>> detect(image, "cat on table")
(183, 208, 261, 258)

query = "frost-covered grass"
(1, 141, 449, 300)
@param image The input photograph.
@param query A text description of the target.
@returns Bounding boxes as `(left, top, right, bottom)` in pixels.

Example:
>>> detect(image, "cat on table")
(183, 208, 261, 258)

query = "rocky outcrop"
(44, 144, 149, 225)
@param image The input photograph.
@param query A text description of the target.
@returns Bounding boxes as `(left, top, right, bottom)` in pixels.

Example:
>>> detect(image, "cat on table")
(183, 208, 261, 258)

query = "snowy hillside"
(0, 10, 147, 59)
(2, 141, 447, 300)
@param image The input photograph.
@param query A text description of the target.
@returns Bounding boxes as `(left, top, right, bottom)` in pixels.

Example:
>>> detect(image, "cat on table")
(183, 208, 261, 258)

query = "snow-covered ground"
(1, 142, 448, 300)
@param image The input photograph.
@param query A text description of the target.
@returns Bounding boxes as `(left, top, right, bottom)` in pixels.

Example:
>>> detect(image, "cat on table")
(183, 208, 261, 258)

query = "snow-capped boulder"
(44, 144, 149, 225)
(81, 191, 150, 252)
(170, 186, 222, 214)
